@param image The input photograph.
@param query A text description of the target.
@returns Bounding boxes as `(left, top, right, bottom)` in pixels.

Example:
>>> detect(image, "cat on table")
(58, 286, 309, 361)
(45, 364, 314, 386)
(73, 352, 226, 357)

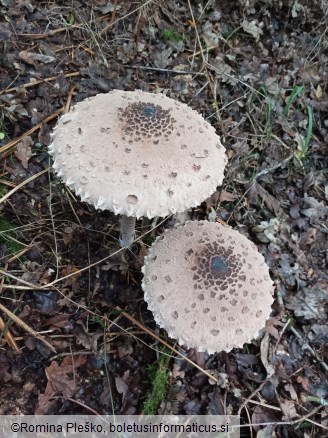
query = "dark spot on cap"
(143, 105, 156, 117)
(211, 256, 228, 274)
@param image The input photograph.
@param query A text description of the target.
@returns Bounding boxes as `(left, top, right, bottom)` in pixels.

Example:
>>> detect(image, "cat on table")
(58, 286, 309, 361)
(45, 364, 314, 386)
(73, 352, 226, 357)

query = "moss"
(0, 183, 7, 198)
(0, 217, 24, 255)
(142, 347, 170, 415)
(161, 28, 183, 43)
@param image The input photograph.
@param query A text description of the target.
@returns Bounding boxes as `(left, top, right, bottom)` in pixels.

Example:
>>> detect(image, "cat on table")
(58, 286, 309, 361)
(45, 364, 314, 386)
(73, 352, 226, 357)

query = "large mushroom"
(142, 221, 274, 354)
(49, 90, 226, 246)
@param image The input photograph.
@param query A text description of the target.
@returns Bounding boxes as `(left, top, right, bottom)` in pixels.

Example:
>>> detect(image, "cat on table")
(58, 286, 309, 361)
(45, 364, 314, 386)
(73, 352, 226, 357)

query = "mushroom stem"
(119, 215, 136, 247)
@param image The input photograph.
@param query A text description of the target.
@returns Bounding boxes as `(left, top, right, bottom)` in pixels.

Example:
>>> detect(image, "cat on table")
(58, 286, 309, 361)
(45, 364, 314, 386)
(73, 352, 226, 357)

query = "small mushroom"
(49, 90, 226, 247)
(142, 221, 274, 353)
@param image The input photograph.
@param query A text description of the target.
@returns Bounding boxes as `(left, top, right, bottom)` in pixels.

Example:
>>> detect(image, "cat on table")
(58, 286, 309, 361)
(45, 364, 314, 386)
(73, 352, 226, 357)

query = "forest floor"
(0, 1, 327, 436)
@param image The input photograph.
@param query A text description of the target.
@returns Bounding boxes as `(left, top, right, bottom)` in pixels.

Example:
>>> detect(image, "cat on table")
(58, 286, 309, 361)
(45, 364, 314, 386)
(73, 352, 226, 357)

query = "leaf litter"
(0, 0, 327, 434)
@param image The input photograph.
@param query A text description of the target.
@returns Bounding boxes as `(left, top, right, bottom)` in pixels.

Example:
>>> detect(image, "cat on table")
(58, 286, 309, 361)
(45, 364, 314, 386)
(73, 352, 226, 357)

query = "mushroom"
(48, 90, 226, 246)
(142, 221, 274, 353)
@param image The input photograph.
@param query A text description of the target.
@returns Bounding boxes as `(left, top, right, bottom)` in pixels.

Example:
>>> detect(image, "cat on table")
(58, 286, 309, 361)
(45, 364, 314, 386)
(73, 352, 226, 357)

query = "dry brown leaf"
(307, 324, 328, 344)
(241, 19, 263, 41)
(14, 136, 33, 169)
(280, 399, 300, 421)
(19, 51, 56, 65)
(301, 196, 328, 224)
(117, 342, 133, 358)
(251, 405, 278, 432)
(46, 355, 87, 397)
(134, 240, 148, 269)
(285, 282, 328, 320)
(296, 375, 310, 391)
(265, 317, 285, 341)
(205, 189, 237, 214)
(36, 377, 57, 414)
(315, 84, 323, 99)
(115, 371, 130, 400)
(246, 181, 282, 215)
(260, 333, 275, 377)
(299, 228, 316, 248)
(298, 65, 321, 84)
(73, 320, 102, 351)
(285, 383, 299, 402)
(36, 355, 86, 414)
(63, 227, 74, 246)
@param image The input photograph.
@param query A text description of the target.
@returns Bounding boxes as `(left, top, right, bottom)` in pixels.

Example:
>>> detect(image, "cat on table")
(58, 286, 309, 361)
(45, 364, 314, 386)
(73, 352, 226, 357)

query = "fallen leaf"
(36, 355, 86, 414)
(0, 22, 13, 41)
(265, 317, 285, 341)
(241, 19, 263, 41)
(154, 47, 173, 69)
(260, 333, 275, 377)
(315, 84, 323, 99)
(296, 375, 309, 391)
(280, 399, 300, 421)
(285, 282, 328, 320)
(14, 136, 33, 169)
(246, 181, 283, 215)
(117, 341, 133, 358)
(285, 383, 299, 402)
(205, 189, 237, 214)
(134, 240, 148, 269)
(115, 371, 130, 400)
(307, 324, 328, 344)
(298, 228, 316, 248)
(251, 405, 278, 432)
(73, 321, 102, 351)
(301, 196, 328, 224)
(208, 387, 225, 415)
(45, 355, 86, 397)
(19, 51, 56, 65)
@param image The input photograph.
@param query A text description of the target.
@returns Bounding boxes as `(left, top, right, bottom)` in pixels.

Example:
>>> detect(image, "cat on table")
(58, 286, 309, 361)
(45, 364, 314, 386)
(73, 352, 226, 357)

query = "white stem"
(119, 215, 136, 247)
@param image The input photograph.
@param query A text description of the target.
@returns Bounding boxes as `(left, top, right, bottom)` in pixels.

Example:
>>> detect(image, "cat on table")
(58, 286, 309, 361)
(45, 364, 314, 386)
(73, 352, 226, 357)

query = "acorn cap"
(142, 221, 274, 354)
(49, 90, 226, 218)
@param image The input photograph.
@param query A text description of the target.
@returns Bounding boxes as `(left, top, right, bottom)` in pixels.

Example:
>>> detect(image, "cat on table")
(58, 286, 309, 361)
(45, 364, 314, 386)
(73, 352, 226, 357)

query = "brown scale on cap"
(189, 243, 245, 293)
(119, 102, 175, 143)
(142, 221, 274, 353)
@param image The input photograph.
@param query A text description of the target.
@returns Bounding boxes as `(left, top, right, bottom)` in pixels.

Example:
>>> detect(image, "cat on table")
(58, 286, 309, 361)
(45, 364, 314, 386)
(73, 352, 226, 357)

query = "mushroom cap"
(142, 221, 274, 354)
(49, 90, 226, 218)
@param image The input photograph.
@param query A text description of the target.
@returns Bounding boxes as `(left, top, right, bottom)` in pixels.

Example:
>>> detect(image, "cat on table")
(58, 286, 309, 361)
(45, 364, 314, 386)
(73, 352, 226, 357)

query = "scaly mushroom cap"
(49, 90, 226, 218)
(142, 221, 274, 353)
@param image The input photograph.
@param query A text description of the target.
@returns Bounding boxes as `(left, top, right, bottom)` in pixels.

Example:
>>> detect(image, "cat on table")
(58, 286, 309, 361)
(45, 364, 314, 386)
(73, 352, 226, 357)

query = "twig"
(0, 316, 19, 351)
(0, 264, 20, 352)
(64, 85, 76, 113)
(239, 405, 327, 431)
(246, 399, 281, 411)
(14, 14, 112, 40)
(0, 111, 63, 157)
(124, 64, 206, 76)
(107, 0, 118, 28)
(289, 325, 328, 373)
(0, 215, 171, 290)
(99, 0, 155, 35)
(254, 154, 294, 179)
(238, 378, 270, 416)
(186, 0, 215, 97)
(0, 302, 56, 352)
(306, 396, 328, 407)
(0, 169, 49, 205)
(0, 72, 80, 95)
(115, 306, 219, 384)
